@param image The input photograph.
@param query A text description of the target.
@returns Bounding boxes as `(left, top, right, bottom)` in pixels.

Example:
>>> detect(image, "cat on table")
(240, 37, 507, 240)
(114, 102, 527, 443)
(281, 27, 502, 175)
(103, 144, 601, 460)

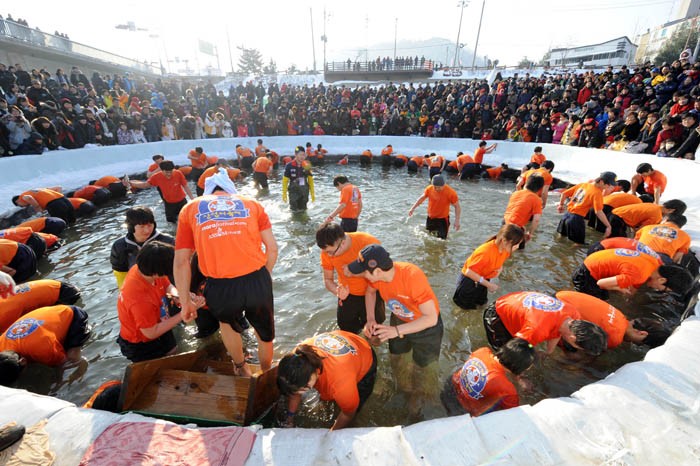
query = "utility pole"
(322, 8, 328, 71)
(310, 8, 317, 73)
(453, 1, 468, 69)
(394, 18, 398, 62)
(226, 27, 234, 74)
(471, 0, 486, 71)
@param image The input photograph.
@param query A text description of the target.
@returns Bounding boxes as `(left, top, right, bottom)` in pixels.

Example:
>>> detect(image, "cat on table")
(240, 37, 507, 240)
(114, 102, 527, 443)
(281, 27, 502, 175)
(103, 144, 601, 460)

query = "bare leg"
(220, 323, 252, 376)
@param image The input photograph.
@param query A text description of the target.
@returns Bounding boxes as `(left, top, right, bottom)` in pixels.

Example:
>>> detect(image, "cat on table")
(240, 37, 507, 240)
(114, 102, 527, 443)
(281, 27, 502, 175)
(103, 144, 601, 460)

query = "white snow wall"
(0, 137, 699, 465)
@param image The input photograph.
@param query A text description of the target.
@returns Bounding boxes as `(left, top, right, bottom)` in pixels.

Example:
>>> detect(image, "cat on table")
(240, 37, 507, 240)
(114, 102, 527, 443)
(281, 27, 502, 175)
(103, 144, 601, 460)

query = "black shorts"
(407, 160, 418, 172)
(460, 163, 481, 180)
(8, 243, 37, 283)
(196, 186, 205, 197)
(58, 281, 81, 304)
(190, 167, 205, 182)
(426, 216, 450, 239)
(288, 184, 309, 211)
(253, 172, 269, 189)
(76, 201, 96, 217)
(337, 293, 385, 334)
(42, 217, 67, 235)
(571, 264, 609, 300)
(393, 158, 407, 168)
(587, 205, 612, 233)
(444, 165, 459, 174)
(46, 197, 75, 224)
(25, 233, 47, 258)
(340, 218, 358, 233)
(164, 199, 187, 222)
(240, 157, 254, 171)
(117, 331, 176, 363)
(608, 213, 629, 238)
(356, 349, 377, 412)
(429, 167, 442, 179)
(557, 211, 586, 244)
(64, 305, 91, 349)
(483, 302, 514, 350)
(381, 156, 393, 167)
(91, 188, 111, 205)
(107, 182, 127, 199)
(453, 274, 489, 310)
(586, 241, 605, 256)
(388, 313, 443, 367)
(204, 267, 274, 342)
(359, 155, 372, 166)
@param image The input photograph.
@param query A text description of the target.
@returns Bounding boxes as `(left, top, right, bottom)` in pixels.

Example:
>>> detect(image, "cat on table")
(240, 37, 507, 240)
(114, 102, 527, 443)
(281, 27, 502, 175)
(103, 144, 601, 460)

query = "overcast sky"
(9, 0, 681, 73)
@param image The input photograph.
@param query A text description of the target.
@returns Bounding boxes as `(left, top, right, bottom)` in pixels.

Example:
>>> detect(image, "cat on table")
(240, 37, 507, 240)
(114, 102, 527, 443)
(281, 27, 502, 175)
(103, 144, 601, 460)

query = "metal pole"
(215, 46, 221, 74)
(471, 0, 485, 71)
(226, 28, 234, 74)
(453, 1, 467, 69)
(394, 18, 398, 62)
(322, 8, 327, 70)
(310, 8, 317, 73)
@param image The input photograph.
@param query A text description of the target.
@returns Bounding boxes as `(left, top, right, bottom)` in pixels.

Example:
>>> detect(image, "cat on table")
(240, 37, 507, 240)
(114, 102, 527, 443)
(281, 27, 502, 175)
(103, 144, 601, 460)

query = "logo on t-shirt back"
(614, 248, 640, 257)
(6, 318, 44, 340)
(312, 333, 357, 356)
(195, 197, 250, 224)
(649, 226, 677, 241)
(523, 292, 564, 312)
(460, 357, 488, 400)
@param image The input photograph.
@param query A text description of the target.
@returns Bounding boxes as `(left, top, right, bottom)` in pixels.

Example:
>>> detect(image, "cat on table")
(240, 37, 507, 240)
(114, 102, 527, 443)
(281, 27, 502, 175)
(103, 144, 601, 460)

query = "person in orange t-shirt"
(588, 179, 642, 233)
(408, 175, 461, 239)
(441, 340, 534, 417)
(573, 248, 693, 299)
(277, 330, 376, 430)
(129, 161, 195, 222)
(69, 184, 111, 205)
(117, 242, 197, 362)
(92, 176, 127, 198)
(523, 146, 546, 171)
(609, 199, 685, 237)
(586, 237, 663, 264)
(483, 163, 508, 180)
(483, 291, 607, 356)
(407, 155, 425, 172)
(0, 239, 36, 284)
(631, 163, 667, 203)
(380, 144, 394, 168)
(555, 290, 671, 350)
(12, 187, 76, 224)
(516, 160, 555, 207)
(68, 197, 97, 217)
(255, 138, 268, 157)
(174, 180, 278, 377)
(347, 245, 443, 368)
(188, 146, 209, 180)
(427, 153, 446, 178)
(0, 279, 80, 333)
(196, 161, 241, 196)
(17, 217, 66, 236)
(360, 149, 372, 166)
(504, 176, 544, 246)
(473, 140, 497, 165)
(394, 154, 408, 168)
(0, 304, 90, 381)
(252, 151, 273, 190)
(454, 224, 524, 310)
(316, 224, 385, 333)
(556, 171, 617, 244)
(634, 213, 691, 264)
(0, 227, 47, 258)
(323, 176, 363, 232)
(147, 154, 165, 177)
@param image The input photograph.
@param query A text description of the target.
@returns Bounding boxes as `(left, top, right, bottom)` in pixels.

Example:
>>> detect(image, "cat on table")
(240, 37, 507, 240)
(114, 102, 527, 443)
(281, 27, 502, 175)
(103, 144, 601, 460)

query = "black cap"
(599, 171, 617, 185)
(431, 175, 445, 186)
(347, 245, 393, 274)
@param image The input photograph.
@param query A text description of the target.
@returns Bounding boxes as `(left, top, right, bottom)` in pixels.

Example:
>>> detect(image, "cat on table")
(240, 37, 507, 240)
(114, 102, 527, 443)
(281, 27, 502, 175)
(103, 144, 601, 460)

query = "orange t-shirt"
(147, 162, 159, 173)
(0, 279, 62, 333)
(236, 147, 253, 159)
(0, 239, 19, 266)
(462, 240, 511, 279)
(0, 227, 33, 244)
(253, 157, 273, 174)
(320, 232, 379, 296)
(603, 193, 641, 209)
(68, 198, 88, 209)
(37, 232, 58, 248)
(643, 171, 667, 196)
(474, 147, 488, 164)
(20, 189, 63, 209)
(424, 185, 458, 219)
(255, 144, 267, 157)
(521, 168, 553, 193)
(339, 184, 361, 219)
(301, 331, 374, 414)
(503, 189, 542, 227)
(562, 183, 604, 217)
(268, 151, 280, 165)
(148, 170, 188, 203)
(456, 154, 475, 167)
(381, 147, 393, 156)
(396, 154, 408, 163)
(369, 262, 439, 322)
(530, 153, 546, 165)
(17, 218, 47, 233)
(74, 185, 104, 200)
(495, 291, 580, 346)
(206, 155, 219, 165)
(361, 150, 372, 158)
(178, 166, 193, 177)
(612, 203, 663, 228)
(555, 290, 628, 349)
(447, 160, 459, 171)
(409, 156, 424, 167)
(0, 304, 74, 366)
(189, 150, 208, 169)
(429, 155, 445, 168)
(117, 267, 170, 343)
(598, 237, 662, 263)
(175, 193, 271, 278)
(486, 166, 503, 179)
(635, 223, 691, 257)
(93, 176, 120, 187)
(196, 166, 242, 189)
(584, 248, 659, 289)
(451, 347, 519, 416)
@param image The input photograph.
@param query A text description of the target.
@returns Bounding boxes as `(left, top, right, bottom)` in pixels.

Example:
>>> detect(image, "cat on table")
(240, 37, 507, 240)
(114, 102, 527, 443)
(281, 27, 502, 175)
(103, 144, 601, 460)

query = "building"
(546, 37, 637, 68)
(634, 0, 700, 64)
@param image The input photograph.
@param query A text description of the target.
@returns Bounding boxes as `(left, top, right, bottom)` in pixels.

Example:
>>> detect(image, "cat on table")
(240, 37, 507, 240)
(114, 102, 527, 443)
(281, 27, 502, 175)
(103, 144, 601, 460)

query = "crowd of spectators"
(1, 55, 699, 160)
(335, 56, 432, 72)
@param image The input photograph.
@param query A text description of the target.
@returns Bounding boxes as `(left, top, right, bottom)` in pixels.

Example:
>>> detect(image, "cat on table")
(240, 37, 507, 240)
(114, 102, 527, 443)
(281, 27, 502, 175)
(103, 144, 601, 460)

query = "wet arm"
(408, 194, 428, 216)
(261, 228, 278, 273)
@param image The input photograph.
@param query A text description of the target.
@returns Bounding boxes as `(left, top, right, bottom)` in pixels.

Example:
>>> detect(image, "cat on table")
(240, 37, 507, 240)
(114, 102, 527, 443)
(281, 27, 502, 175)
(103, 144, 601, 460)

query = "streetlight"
(453, 1, 468, 69)
(322, 9, 330, 71)
(471, 0, 486, 71)
(394, 18, 398, 64)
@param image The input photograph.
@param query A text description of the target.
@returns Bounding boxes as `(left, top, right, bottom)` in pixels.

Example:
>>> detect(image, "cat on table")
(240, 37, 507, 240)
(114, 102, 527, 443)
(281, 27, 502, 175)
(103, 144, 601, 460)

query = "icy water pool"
(14, 162, 670, 428)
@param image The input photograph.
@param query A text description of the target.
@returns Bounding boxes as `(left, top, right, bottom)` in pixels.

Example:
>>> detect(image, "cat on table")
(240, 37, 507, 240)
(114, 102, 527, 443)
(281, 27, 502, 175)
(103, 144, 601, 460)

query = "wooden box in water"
(118, 350, 279, 426)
